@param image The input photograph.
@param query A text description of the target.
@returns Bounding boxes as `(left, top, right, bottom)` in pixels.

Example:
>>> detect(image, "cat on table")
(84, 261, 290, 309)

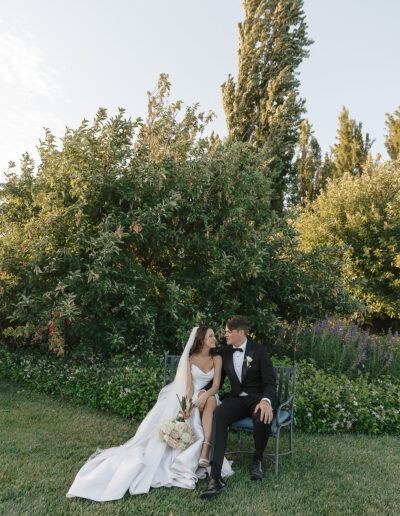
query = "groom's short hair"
(226, 315, 249, 334)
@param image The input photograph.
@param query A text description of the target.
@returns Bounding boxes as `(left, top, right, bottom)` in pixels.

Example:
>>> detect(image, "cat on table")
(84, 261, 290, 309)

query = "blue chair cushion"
(231, 410, 291, 438)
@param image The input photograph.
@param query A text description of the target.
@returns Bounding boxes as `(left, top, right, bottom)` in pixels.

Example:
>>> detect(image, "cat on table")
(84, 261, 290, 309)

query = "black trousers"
(209, 395, 271, 478)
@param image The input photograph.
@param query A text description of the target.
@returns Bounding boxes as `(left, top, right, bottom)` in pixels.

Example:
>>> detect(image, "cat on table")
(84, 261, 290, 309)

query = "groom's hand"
(254, 400, 273, 424)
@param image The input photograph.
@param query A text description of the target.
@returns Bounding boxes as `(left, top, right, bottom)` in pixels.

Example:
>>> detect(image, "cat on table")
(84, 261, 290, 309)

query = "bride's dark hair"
(189, 326, 215, 356)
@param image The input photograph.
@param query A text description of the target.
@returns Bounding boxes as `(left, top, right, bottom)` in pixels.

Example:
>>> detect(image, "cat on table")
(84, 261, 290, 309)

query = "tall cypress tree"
(295, 119, 321, 203)
(385, 107, 400, 160)
(328, 106, 373, 178)
(222, 0, 312, 210)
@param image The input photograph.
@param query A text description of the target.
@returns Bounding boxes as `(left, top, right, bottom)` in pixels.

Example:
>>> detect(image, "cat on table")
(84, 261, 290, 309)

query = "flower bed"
(272, 319, 400, 380)
(0, 346, 163, 420)
(294, 360, 400, 434)
(1, 347, 399, 434)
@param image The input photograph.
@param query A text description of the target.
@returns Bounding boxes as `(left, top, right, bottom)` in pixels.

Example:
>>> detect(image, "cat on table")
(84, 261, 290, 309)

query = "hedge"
(1, 347, 399, 434)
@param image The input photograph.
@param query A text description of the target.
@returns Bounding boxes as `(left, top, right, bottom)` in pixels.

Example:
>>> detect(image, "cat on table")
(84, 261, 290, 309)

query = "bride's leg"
(200, 396, 217, 460)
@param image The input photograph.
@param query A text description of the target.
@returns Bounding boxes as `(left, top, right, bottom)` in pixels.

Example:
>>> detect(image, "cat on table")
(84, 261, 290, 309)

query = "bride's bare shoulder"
(212, 354, 222, 366)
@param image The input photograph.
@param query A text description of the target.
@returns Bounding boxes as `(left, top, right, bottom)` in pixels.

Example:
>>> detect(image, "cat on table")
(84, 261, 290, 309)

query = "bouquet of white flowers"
(158, 395, 196, 450)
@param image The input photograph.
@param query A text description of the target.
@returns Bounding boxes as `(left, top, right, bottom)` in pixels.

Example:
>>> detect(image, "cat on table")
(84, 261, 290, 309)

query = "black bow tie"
(232, 348, 243, 353)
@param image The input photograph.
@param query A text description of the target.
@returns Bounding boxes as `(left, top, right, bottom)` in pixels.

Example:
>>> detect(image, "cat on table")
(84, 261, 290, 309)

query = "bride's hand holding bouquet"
(178, 395, 194, 421)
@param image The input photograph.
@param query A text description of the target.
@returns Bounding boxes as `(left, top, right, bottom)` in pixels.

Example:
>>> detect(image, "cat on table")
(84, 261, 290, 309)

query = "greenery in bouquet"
(176, 394, 194, 422)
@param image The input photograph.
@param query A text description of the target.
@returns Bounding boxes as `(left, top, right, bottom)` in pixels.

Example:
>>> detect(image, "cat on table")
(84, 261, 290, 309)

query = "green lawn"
(1, 378, 399, 516)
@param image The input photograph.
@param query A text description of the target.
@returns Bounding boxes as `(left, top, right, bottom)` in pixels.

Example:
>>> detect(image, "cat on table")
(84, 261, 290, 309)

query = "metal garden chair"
(163, 353, 297, 477)
(227, 365, 297, 477)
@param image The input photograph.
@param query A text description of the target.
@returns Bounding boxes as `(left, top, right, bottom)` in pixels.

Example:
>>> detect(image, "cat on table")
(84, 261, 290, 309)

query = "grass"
(1, 378, 400, 516)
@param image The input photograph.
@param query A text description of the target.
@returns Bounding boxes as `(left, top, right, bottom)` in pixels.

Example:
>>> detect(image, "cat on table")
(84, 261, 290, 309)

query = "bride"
(66, 326, 233, 502)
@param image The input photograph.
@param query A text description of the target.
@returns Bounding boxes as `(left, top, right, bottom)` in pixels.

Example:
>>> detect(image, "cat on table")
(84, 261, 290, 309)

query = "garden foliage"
(295, 360, 400, 434)
(0, 346, 162, 420)
(0, 346, 398, 434)
(0, 76, 356, 356)
(272, 319, 400, 381)
(295, 158, 400, 330)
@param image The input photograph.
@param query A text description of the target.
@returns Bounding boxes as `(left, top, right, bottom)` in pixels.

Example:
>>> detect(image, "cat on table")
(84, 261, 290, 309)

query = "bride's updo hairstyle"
(189, 326, 214, 357)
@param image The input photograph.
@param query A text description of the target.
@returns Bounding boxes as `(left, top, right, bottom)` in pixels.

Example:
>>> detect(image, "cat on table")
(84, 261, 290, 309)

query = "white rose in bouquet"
(158, 395, 197, 450)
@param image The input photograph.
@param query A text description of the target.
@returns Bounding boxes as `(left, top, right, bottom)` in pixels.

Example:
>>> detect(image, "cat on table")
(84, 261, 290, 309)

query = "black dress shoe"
(200, 477, 227, 499)
(250, 459, 264, 481)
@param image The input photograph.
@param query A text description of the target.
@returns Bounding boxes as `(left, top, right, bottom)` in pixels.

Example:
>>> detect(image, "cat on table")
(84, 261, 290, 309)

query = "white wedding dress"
(66, 342, 233, 502)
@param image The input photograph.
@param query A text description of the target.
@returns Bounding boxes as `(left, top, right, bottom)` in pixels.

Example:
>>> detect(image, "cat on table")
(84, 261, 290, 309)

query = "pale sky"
(1, 0, 400, 182)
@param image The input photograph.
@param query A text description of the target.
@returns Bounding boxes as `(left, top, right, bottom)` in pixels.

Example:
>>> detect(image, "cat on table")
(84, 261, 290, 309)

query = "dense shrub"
(272, 319, 400, 380)
(295, 361, 400, 434)
(0, 346, 163, 420)
(0, 76, 357, 356)
(295, 158, 400, 330)
(1, 347, 398, 434)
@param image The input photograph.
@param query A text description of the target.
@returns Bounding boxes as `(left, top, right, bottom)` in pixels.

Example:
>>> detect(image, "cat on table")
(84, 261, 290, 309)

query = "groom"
(200, 315, 276, 499)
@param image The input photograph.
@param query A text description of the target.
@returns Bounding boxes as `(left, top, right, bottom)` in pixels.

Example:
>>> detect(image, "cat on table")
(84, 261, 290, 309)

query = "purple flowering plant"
(272, 319, 400, 380)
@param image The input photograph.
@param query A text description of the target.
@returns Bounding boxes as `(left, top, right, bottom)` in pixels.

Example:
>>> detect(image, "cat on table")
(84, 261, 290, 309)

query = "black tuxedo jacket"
(204, 338, 276, 406)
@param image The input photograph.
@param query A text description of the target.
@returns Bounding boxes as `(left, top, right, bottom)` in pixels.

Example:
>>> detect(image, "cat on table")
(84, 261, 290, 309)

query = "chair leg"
(275, 428, 280, 477)
(290, 421, 293, 456)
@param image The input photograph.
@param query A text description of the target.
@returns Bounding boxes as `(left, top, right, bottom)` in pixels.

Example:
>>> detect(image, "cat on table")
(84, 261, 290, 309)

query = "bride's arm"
(185, 358, 194, 399)
(207, 355, 222, 397)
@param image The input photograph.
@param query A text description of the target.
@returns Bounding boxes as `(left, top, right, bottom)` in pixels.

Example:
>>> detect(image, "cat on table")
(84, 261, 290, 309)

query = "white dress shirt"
(232, 340, 271, 407)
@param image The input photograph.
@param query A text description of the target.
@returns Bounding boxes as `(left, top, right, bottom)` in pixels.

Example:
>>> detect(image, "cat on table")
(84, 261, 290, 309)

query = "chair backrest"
(163, 353, 181, 387)
(163, 352, 297, 415)
(273, 365, 297, 416)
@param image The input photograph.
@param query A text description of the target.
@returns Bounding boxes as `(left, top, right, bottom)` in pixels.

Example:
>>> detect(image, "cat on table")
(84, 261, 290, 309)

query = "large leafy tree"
(0, 76, 356, 356)
(222, 0, 312, 210)
(385, 106, 400, 160)
(296, 159, 400, 330)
